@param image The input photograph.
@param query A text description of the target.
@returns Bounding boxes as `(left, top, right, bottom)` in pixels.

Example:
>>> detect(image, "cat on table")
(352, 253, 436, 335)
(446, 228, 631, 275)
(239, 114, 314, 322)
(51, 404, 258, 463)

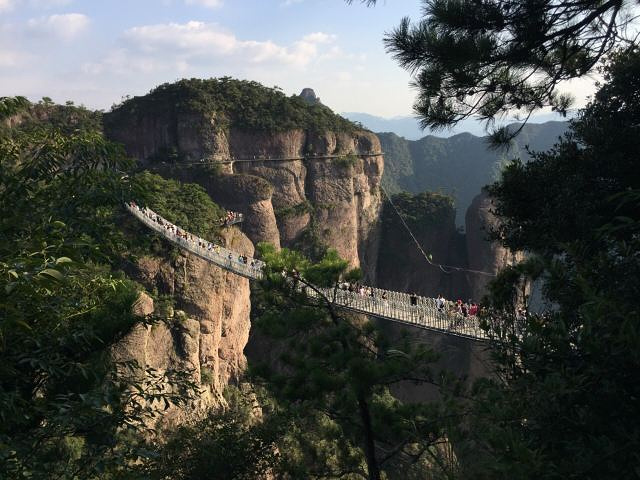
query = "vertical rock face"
(106, 113, 384, 277)
(465, 191, 522, 300)
(375, 201, 469, 300)
(113, 228, 254, 419)
(375, 190, 521, 302)
(230, 129, 384, 276)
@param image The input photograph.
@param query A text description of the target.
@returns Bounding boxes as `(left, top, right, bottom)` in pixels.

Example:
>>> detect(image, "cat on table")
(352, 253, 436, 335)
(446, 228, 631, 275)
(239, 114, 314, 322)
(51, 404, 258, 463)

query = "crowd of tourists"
(220, 211, 243, 227)
(336, 282, 398, 303)
(435, 295, 481, 317)
(129, 201, 484, 328)
(336, 281, 481, 320)
(128, 202, 263, 271)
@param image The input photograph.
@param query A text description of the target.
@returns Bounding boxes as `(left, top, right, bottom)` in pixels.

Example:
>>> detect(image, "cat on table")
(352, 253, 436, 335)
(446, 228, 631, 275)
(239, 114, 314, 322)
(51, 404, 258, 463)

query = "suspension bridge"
(126, 203, 489, 342)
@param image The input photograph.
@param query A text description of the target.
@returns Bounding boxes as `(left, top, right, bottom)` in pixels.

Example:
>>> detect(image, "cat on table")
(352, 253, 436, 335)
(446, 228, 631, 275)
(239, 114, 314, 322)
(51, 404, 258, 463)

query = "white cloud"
(184, 0, 223, 8)
(115, 21, 337, 68)
(27, 13, 89, 40)
(29, 0, 73, 8)
(280, 0, 304, 6)
(0, 51, 17, 67)
(0, 0, 14, 12)
(302, 32, 336, 44)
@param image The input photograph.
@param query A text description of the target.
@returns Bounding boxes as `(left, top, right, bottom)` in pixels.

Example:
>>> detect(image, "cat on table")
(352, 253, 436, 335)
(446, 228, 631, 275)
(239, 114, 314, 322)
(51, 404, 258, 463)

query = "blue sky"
(0, 0, 596, 118)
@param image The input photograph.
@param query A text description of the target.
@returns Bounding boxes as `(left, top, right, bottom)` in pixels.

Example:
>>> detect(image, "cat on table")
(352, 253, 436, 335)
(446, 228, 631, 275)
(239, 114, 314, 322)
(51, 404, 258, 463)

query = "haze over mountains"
(342, 111, 572, 140)
(376, 121, 570, 226)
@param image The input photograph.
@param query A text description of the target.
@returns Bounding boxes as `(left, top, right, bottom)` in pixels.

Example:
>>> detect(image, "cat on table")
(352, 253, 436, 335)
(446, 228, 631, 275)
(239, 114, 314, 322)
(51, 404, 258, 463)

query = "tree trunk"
(357, 393, 381, 480)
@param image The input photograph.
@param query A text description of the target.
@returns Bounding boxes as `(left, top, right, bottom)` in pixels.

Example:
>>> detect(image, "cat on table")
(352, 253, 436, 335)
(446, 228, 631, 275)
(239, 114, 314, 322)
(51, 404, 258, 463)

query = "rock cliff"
(375, 194, 469, 299)
(104, 80, 384, 278)
(375, 190, 520, 302)
(465, 191, 522, 301)
(113, 227, 254, 422)
(230, 129, 383, 276)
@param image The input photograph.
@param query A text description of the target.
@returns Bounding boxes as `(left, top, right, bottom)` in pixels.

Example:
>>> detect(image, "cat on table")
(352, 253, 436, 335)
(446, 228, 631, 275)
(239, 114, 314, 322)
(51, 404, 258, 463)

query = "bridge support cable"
(126, 203, 488, 341)
(379, 185, 496, 277)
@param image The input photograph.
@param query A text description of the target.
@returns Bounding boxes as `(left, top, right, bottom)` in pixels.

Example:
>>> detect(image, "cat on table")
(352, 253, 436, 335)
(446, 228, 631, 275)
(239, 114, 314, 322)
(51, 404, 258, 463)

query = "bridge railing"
(307, 285, 488, 340)
(127, 203, 488, 341)
(126, 204, 264, 280)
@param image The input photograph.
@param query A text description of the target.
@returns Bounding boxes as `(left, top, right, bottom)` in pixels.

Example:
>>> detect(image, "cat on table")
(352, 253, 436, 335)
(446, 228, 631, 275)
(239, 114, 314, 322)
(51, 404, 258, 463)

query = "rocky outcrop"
(113, 227, 254, 422)
(299, 88, 321, 104)
(107, 114, 384, 277)
(465, 191, 522, 300)
(233, 129, 383, 276)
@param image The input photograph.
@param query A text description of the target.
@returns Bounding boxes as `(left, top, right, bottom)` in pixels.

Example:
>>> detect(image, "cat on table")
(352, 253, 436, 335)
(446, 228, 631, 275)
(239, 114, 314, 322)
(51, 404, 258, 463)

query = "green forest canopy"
(105, 77, 359, 133)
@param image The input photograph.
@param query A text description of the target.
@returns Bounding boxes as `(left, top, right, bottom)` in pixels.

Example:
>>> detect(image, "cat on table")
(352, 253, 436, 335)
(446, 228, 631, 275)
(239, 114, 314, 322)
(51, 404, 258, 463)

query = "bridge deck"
(127, 204, 488, 342)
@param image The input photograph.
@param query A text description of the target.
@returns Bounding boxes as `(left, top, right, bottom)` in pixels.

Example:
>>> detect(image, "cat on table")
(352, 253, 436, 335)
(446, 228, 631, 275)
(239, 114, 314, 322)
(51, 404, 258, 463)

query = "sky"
(0, 0, 598, 118)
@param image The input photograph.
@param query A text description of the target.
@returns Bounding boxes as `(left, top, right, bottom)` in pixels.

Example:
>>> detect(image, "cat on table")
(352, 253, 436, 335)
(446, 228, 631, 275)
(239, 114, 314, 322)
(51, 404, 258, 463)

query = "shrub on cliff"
(131, 171, 225, 241)
(382, 191, 455, 237)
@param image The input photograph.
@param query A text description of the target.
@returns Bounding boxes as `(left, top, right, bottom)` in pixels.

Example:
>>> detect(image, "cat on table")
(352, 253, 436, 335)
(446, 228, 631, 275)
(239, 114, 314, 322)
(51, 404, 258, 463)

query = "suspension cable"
(380, 185, 496, 277)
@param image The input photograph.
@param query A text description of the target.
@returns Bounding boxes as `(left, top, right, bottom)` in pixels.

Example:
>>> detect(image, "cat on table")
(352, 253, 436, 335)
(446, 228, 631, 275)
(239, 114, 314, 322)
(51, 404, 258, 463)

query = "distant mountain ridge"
(343, 111, 572, 140)
(378, 121, 569, 225)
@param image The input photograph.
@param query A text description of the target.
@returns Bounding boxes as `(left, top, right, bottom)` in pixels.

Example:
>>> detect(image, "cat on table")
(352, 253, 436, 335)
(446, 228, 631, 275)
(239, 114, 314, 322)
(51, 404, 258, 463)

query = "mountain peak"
(299, 88, 321, 105)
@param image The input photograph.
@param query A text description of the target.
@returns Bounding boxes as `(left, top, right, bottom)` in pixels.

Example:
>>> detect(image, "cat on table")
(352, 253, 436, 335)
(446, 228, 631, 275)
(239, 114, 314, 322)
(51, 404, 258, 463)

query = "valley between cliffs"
(103, 79, 517, 418)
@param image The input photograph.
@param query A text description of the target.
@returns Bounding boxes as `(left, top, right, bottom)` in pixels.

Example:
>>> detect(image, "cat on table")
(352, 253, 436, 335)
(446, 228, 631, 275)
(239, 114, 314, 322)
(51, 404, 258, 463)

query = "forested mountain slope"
(379, 121, 568, 225)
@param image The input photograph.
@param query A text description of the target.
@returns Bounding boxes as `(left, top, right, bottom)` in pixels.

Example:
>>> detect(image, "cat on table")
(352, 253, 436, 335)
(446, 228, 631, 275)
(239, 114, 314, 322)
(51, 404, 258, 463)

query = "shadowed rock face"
(375, 201, 470, 300)
(376, 319, 492, 404)
(113, 228, 254, 423)
(465, 191, 522, 301)
(374, 190, 522, 302)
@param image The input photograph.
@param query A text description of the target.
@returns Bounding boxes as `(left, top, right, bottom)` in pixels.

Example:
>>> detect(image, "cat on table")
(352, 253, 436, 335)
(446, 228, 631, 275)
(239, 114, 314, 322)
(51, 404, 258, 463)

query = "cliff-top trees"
(355, 0, 638, 139)
(105, 77, 357, 135)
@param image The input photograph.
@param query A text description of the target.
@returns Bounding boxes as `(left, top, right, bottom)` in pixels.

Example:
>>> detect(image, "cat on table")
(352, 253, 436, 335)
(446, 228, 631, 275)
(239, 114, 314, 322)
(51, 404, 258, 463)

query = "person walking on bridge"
(436, 294, 445, 312)
(410, 293, 417, 306)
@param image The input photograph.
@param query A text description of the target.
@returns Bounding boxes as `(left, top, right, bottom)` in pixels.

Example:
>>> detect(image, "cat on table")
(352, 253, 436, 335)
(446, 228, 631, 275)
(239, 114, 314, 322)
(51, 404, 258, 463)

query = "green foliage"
(131, 171, 225, 240)
(379, 0, 633, 139)
(251, 244, 461, 479)
(199, 366, 214, 386)
(106, 77, 358, 133)
(487, 48, 640, 255)
(291, 221, 331, 263)
(0, 128, 135, 264)
(0, 100, 102, 138)
(332, 152, 359, 169)
(460, 49, 640, 479)
(140, 386, 281, 480)
(0, 96, 30, 120)
(274, 199, 314, 220)
(0, 123, 199, 478)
